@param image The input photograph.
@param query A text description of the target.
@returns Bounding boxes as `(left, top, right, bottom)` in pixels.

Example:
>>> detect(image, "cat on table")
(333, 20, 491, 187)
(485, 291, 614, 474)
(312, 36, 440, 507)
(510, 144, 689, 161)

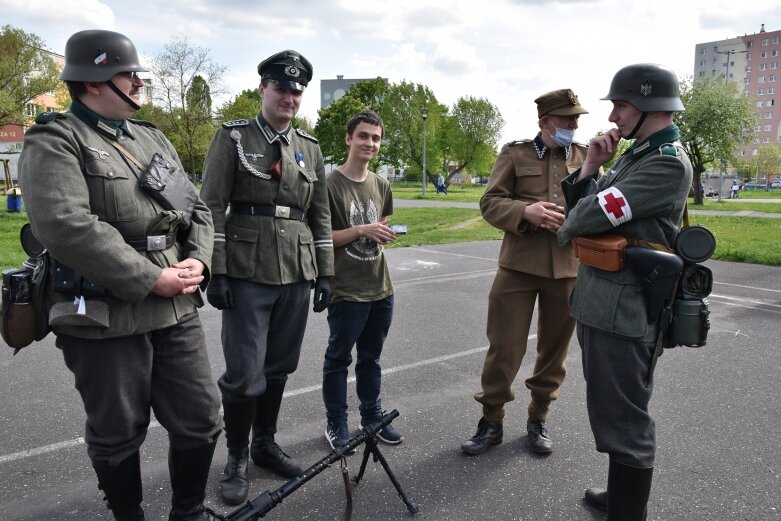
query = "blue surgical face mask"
(548, 126, 575, 148)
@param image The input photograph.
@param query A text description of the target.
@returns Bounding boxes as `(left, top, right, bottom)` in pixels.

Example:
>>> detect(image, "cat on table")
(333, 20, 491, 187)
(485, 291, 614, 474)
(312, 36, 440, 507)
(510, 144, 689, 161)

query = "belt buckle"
(147, 235, 166, 251)
(275, 205, 291, 219)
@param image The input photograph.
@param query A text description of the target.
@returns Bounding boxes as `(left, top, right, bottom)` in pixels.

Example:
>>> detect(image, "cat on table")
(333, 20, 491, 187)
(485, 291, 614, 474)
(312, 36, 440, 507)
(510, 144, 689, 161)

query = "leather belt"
(125, 233, 176, 252)
(231, 202, 306, 221)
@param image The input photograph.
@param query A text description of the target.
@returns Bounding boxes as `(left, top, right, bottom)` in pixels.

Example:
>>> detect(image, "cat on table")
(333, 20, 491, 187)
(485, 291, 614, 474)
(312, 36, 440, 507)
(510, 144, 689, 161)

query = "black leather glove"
(206, 274, 233, 310)
(312, 277, 332, 313)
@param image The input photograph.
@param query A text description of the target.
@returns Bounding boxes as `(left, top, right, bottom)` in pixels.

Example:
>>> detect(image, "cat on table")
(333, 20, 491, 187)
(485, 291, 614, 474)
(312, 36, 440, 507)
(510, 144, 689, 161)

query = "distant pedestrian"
(731, 179, 739, 199)
(436, 174, 448, 195)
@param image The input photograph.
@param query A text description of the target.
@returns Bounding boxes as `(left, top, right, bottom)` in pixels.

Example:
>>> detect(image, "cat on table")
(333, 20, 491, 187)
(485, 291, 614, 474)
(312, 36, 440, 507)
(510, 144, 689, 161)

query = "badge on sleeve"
(295, 151, 305, 168)
(597, 186, 632, 227)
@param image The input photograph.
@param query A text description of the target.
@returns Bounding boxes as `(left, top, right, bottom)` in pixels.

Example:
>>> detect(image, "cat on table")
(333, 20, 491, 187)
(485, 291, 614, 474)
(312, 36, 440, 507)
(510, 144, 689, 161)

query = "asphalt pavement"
(1, 240, 780, 521)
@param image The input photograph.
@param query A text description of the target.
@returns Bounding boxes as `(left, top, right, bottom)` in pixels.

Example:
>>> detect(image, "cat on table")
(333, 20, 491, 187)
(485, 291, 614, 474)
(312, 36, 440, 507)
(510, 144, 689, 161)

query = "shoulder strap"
(108, 140, 145, 171)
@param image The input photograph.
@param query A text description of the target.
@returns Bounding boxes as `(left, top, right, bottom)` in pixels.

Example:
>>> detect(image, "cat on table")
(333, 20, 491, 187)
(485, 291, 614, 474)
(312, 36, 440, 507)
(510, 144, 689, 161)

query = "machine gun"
(222, 409, 418, 520)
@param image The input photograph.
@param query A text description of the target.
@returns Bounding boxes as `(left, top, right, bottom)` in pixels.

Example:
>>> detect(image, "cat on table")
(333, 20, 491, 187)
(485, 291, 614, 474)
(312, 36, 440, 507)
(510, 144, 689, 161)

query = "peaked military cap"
(257, 50, 312, 92)
(535, 89, 589, 118)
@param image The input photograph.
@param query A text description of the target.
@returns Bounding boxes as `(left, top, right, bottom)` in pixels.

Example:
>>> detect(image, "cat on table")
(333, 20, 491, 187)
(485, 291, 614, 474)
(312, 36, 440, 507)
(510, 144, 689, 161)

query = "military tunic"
(200, 115, 334, 283)
(200, 114, 334, 399)
(474, 135, 587, 421)
(557, 124, 693, 467)
(17, 102, 221, 465)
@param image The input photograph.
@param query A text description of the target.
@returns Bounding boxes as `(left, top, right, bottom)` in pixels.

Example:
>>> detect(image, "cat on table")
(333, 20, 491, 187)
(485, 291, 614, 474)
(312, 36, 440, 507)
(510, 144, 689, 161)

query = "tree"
(218, 89, 260, 122)
(314, 78, 389, 166)
(147, 35, 227, 176)
(675, 76, 756, 204)
(756, 144, 781, 187)
(441, 96, 504, 183)
(0, 25, 60, 126)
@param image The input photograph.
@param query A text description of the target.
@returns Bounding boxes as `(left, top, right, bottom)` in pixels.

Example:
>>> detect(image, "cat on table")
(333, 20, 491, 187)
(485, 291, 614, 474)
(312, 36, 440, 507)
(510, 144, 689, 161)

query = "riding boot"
(250, 381, 304, 478)
(168, 440, 221, 521)
(220, 399, 255, 504)
(92, 452, 145, 521)
(607, 459, 653, 521)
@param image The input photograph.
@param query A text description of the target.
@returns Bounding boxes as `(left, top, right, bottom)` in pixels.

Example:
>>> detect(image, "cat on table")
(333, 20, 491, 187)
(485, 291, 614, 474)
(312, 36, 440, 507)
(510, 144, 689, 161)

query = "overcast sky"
(4, 0, 781, 146)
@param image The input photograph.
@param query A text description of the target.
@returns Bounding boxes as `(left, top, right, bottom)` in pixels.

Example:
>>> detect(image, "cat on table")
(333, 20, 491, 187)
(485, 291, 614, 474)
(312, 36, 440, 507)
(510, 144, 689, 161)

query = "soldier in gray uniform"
(557, 64, 693, 520)
(200, 50, 334, 505)
(18, 30, 222, 521)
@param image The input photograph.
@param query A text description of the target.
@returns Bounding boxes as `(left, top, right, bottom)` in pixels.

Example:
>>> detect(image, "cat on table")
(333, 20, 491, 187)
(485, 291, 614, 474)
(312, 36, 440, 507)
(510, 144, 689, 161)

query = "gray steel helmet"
(60, 30, 148, 82)
(602, 63, 684, 112)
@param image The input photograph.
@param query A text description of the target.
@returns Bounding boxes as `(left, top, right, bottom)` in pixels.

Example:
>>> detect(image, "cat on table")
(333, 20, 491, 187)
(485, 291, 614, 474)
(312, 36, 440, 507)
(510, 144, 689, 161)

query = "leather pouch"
(573, 234, 628, 271)
(139, 153, 197, 223)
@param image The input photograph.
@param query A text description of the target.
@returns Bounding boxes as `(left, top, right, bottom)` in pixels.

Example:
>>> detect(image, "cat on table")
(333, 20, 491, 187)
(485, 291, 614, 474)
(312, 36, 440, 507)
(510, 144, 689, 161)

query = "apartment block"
(694, 24, 780, 160)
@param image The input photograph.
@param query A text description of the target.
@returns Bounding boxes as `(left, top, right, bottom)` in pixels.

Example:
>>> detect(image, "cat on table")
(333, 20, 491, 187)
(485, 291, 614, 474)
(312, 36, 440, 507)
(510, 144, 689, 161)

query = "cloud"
(0, 0, 115, 28)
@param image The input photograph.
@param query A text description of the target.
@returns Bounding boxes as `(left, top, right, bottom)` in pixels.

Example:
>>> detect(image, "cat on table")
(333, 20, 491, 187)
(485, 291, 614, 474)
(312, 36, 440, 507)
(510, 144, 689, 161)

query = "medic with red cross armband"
(557, 64, 693, 520)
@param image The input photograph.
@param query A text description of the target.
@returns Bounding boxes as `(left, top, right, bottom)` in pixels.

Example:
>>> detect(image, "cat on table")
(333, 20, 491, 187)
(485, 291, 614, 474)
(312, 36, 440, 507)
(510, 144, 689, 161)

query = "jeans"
(322, 296, 394, 423)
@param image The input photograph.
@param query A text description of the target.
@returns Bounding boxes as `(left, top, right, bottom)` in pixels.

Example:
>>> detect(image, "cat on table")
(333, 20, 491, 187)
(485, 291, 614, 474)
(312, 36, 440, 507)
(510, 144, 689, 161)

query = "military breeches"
(475, 268, 575, 421)
(578, 322, 658, 468)
(218, 279, 310, 402)
(59, 313, 222, 466)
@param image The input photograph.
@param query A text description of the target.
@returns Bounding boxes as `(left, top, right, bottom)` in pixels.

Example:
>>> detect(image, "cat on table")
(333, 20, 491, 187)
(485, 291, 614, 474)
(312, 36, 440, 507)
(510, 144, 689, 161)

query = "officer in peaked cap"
(557, 64, 692, 520)
(257, 50, 313, 92)
(461, 87, 592, 460)
(200, 49, 334, 505)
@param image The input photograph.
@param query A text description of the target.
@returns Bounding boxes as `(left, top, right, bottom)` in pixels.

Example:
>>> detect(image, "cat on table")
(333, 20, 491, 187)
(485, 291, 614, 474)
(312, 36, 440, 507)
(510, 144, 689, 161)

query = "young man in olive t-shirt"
(322, 110, 403, 450)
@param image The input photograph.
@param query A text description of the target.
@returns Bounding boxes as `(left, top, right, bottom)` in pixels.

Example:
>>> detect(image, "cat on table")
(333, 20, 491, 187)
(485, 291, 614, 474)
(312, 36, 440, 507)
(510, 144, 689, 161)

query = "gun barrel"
(223, 409, 400, 521)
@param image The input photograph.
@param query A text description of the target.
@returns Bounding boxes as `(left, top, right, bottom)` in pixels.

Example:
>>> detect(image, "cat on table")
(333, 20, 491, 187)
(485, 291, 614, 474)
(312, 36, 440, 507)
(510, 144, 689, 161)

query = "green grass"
(690, 198, 781, 213)
(391, 181, 486, 203)
(690, 215, 781, 266)
(387, 208, 502, 247)
(2, 208, 778, 270)
(0, 210, 28, 270)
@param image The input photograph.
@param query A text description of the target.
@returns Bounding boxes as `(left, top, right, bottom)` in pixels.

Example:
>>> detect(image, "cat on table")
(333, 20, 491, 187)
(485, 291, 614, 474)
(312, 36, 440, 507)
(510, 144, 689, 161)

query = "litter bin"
(6, 187, 22, 212)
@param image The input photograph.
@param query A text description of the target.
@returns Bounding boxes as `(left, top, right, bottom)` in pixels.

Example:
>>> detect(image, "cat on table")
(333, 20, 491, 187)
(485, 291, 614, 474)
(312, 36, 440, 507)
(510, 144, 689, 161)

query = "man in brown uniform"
(461, 89, 590, 456)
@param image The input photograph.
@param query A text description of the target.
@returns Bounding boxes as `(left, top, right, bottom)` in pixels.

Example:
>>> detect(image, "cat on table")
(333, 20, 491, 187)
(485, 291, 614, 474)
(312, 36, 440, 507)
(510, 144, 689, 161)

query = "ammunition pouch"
(52, 261, 107, 297)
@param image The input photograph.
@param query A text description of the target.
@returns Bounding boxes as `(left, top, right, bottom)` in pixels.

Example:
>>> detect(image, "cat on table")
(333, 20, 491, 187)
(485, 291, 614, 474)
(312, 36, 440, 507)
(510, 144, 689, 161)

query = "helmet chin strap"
(626, 112, 648, 140)
(106, 79, 141, 111)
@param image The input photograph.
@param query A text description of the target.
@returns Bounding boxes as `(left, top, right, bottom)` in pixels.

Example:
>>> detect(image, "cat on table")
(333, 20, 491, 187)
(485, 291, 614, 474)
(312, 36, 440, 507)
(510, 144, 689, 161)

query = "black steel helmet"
(60, 30, 148, 82)
(602, 63, 684, 112)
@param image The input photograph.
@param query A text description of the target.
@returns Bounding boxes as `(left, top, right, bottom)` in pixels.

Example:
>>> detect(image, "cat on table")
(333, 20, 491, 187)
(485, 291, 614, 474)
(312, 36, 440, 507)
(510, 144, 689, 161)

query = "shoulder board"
(222, 119, 250, 129)
(659, 143, 678, 157)
(295, 128, 319, 143)
(35, 112, 66, 124)
(505, 139, 531, 146)
(127, 118, 157, 129)
(572, 140, 588, 149)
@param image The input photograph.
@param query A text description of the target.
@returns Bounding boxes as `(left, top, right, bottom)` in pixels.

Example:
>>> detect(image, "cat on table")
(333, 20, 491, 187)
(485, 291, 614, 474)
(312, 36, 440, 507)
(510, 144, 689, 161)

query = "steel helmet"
(60, 30, 148, 82)
(602, 63, 684, 112)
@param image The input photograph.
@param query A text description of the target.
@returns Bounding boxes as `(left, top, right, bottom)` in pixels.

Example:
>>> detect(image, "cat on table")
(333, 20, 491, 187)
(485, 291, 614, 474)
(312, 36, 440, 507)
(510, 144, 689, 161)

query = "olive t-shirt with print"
(327, 169, 394, 303)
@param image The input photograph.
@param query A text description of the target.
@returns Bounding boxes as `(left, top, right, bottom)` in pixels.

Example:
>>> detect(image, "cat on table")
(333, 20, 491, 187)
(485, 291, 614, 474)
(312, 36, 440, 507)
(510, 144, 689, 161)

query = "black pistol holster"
(625, 247, 684, 327)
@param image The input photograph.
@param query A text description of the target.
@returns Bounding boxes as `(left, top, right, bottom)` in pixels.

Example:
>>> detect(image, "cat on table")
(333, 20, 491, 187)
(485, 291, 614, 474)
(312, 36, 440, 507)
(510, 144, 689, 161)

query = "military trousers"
(577, 322, 658, 468)
(218, 279, 310, 402)
(475, 268, 576, 422)
(59, 313, 222, 467)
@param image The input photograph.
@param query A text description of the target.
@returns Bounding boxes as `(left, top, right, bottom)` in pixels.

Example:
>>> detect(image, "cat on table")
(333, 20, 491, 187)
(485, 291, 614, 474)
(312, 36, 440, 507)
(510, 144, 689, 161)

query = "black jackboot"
(605, 459, 653, 521)
(168, 440, 221, 521)
(92, 452, 145, 521)
(250, 382, 304, 479)
(219, 399, 254, 504)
